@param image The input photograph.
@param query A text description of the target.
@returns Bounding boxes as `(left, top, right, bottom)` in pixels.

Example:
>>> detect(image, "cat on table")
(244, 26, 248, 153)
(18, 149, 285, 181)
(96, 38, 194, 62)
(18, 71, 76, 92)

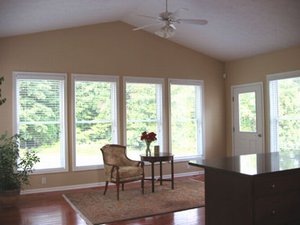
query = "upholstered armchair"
(100, 144, 144, 200)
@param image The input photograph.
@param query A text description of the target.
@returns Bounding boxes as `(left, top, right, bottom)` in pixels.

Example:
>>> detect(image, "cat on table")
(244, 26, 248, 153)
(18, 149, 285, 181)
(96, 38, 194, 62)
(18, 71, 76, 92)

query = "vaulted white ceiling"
(0, 0, 300, 61)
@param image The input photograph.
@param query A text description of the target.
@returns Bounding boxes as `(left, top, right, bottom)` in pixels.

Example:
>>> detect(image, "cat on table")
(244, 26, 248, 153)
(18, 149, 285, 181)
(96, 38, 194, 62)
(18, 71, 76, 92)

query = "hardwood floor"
(0, 176, 205, 225)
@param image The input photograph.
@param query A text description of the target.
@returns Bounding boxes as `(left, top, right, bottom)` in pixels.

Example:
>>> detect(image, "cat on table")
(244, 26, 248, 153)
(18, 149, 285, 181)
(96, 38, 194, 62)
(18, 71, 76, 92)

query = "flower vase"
(146, 141, 151, 156)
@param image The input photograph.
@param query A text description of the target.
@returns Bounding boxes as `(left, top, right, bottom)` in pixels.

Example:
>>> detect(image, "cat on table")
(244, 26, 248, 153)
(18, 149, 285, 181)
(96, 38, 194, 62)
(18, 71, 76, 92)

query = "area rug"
(63, 179, 205, 225)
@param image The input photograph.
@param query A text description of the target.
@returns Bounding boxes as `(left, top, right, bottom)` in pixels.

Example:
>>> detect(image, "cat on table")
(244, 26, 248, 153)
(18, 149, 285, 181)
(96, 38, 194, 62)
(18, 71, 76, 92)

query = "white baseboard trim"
(174, 170, 204, 178)
(21, 181, 107, 195)
(21, 170, 204, 195)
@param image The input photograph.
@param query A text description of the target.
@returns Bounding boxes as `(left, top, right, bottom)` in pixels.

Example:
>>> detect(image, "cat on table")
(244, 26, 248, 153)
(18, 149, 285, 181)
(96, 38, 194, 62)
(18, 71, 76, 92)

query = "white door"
(232, 83, 264, 156)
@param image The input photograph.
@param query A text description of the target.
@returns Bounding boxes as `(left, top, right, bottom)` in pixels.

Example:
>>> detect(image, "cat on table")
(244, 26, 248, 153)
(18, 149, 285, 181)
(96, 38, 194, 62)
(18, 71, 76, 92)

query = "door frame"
(231, 82, 265, 156)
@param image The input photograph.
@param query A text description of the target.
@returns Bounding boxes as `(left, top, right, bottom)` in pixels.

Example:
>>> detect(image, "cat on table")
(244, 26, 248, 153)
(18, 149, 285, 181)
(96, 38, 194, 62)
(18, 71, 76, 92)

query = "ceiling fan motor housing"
(159, 11, 176, 23)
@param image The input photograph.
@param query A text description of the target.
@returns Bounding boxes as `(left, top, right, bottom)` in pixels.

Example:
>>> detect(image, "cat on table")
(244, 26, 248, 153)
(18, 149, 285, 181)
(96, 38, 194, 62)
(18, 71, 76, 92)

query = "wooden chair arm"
(138, 161, 144, 168)
(104, 163, 120, 179)
(110, 165, 119, 180)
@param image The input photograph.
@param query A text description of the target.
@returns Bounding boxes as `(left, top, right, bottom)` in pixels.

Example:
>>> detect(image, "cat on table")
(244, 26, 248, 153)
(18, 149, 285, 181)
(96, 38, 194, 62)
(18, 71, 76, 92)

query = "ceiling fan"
(133, 0, 208, 38)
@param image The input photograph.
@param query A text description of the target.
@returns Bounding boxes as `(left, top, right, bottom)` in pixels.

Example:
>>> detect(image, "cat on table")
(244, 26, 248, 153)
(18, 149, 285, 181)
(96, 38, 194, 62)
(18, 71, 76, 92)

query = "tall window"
(14, 72, 67, 172)
(269, 71, 300, 152)
(73, 74, 118, 169)
(124, 77, 164, 159)
(169, 79, 204, 159)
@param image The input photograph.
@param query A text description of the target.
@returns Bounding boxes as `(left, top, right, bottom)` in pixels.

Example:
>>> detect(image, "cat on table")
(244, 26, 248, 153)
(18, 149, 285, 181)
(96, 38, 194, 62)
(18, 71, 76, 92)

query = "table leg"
(151, 162, 155, 192)
(171, 159, 174, 189)
(160, 161, 163, 185)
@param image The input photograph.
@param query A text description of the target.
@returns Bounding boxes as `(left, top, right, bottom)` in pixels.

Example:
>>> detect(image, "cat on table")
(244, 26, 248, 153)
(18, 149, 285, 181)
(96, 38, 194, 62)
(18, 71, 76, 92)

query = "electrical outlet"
(41, 177, 47, 185)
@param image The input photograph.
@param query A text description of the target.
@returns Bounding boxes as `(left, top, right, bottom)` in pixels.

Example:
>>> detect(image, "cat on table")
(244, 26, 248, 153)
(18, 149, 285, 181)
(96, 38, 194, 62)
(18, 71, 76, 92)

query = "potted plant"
(0, 76, 39, 207)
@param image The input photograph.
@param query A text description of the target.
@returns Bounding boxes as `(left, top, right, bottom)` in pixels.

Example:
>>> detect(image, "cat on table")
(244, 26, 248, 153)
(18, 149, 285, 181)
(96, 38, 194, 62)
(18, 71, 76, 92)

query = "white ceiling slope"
(0, 0, 300, 61)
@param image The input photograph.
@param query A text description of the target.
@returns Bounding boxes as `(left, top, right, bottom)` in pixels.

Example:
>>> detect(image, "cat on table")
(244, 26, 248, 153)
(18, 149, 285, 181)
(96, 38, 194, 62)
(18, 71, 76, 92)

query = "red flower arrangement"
(140, 131, 157, 143)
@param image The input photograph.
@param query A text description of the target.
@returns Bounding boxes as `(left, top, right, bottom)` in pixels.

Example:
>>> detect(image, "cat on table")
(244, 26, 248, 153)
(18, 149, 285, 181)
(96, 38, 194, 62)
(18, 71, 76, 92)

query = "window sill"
(31, 167, 68, 175)
(174, 155, 205, 162)
(73, 165, 104, 171)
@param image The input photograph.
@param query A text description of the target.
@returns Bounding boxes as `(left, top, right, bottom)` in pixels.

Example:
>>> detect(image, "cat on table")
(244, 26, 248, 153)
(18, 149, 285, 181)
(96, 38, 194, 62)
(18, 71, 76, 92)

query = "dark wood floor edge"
(62, 194, 94, 225)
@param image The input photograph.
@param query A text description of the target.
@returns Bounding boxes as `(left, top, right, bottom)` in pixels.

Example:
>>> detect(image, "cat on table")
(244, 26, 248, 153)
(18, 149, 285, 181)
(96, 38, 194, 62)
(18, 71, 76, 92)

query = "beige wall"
(0, 21, 225, 190)
(225, 46, 300, 156)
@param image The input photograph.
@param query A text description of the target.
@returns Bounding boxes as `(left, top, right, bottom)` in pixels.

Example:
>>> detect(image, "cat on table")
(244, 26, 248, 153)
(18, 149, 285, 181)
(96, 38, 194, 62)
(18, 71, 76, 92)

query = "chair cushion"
(111, 166, 143, 182)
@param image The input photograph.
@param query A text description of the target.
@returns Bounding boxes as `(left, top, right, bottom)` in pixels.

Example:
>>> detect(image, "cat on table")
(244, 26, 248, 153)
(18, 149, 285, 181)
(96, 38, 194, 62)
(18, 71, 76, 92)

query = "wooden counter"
(189, 151, 300, 225)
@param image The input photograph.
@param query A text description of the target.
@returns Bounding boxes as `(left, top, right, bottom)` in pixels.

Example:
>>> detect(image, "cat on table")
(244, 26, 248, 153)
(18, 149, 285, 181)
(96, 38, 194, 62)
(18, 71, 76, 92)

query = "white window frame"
(123, 76, 166, 153)
(13, 71, 68, 174)
(71, 74, 119, 171)
(267, 70, 300, 152)
(168, 79, 205, 160)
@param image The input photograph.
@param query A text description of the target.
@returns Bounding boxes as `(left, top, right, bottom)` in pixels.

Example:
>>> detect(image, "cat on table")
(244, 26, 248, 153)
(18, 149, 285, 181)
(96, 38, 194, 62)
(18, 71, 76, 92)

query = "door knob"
(258, 134, 262, 137)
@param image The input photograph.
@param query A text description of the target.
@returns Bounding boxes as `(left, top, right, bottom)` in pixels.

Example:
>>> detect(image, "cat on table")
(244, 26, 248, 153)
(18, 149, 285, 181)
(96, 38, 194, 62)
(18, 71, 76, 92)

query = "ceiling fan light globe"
(155, 25, 175, 38)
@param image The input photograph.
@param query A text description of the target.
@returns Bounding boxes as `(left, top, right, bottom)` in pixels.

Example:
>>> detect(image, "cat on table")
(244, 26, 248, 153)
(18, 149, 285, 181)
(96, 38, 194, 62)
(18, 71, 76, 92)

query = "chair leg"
(141, 178, 144, 194)
(122, 183, 124, 191)
(116, 182, 120, 201)
(103, 181, 109, 195)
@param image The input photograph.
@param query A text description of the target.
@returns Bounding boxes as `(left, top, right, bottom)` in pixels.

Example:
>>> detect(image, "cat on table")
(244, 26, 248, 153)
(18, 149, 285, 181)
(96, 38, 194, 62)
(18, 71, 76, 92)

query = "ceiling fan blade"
(133, 22, 163, 31)
(173, 8, 189, 18)
(137, 14, 160, 20)
(176, 19, 208, 25)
